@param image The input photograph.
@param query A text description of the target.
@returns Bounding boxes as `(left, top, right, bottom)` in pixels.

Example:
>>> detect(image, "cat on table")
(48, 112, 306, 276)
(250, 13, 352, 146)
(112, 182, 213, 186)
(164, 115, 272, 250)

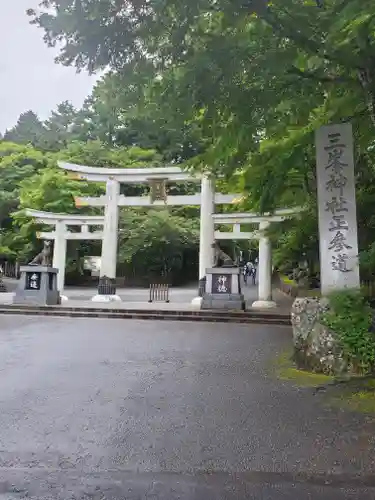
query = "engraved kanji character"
(326, 148, 348, 174)
(329, 215, 349, 232)
(325, 173, 347, 193)
(328, 231, 352, 252)
(325, 196, 348, 215)
(331, 253, 351, 273)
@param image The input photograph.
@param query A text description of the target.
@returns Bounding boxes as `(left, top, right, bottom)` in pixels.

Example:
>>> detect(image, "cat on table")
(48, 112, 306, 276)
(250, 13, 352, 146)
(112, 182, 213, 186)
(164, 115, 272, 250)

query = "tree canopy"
(27, 1, 375, 198)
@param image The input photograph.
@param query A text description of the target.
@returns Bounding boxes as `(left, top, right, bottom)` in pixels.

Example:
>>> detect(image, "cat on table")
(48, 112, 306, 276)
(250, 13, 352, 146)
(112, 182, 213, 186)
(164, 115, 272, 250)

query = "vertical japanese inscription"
(212, 274, 232, 294)
(25, 272, 41, 290)
(316, 123, 359, 294)
(148, 178, 167, 203)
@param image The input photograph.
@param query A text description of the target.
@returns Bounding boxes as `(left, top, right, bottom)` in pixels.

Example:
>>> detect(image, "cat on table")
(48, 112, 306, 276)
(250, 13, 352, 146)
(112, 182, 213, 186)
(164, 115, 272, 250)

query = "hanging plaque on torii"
(148, 178, 168, 204)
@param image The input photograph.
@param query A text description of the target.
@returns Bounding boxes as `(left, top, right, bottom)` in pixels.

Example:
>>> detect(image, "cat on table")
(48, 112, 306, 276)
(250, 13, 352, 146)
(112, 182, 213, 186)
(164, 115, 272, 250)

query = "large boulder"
(291, 297, 347, 376)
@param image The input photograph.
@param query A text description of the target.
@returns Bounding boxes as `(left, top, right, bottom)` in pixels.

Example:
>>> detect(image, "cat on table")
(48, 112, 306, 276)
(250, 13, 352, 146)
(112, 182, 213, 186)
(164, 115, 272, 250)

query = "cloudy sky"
(0, 1, 97, 132)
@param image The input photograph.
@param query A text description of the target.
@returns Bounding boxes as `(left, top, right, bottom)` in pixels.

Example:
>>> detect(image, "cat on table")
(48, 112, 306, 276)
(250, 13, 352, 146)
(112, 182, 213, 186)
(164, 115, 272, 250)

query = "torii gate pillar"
(52, 220, 67, 294)
(252, 221, 276, 309)
(192, 175, 215, 307)
(92, 178, 121, 302)
(199, 176, 215, 278)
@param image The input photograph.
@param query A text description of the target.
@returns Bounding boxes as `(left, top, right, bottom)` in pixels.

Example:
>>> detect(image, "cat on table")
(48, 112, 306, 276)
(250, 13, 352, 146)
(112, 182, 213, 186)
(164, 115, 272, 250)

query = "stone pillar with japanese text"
(315, 122, 360, 295)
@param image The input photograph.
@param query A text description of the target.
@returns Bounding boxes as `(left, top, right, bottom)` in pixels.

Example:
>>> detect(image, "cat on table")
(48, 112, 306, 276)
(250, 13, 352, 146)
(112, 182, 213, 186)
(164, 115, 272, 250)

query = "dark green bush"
(322, 289, 375, 374)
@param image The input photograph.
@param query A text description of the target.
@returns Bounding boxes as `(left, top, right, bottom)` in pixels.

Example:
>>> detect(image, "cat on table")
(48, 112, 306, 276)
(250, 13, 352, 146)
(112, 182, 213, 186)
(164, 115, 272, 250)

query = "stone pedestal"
(92, 276, 121, 302)
(13, 265, 60, 306)
(201, 267, 245, 311)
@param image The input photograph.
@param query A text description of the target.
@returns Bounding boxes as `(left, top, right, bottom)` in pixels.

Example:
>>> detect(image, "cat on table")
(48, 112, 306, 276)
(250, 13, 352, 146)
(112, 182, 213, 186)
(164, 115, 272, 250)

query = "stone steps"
(0, 305, 291, 325)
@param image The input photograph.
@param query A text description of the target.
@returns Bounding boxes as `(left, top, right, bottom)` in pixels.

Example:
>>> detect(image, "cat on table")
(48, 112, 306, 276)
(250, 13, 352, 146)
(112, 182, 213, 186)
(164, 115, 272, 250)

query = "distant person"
(243, 263, 249, 284)
(242, 261, 255, 285)
(246, 261, 256, 285)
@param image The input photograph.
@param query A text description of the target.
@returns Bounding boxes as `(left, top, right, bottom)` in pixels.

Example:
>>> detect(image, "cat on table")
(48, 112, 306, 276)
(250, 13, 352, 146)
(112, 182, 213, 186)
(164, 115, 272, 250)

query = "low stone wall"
(291, 297, 347, 376)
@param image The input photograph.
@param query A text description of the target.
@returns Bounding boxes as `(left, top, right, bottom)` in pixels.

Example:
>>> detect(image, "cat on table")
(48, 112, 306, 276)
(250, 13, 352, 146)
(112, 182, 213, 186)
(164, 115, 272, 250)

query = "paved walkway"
(0, 278, 293, 313)
(0, 316, 374, 498)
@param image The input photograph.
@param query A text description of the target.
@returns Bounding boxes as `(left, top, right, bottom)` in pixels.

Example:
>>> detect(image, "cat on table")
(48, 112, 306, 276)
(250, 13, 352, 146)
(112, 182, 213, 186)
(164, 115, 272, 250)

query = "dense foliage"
(322, 290, 375, 374)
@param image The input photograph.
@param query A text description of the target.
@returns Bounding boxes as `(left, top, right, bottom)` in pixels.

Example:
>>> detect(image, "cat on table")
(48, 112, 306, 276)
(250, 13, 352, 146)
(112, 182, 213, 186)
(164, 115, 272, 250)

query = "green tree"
(4, 111, 46, 148)
(43, 101, 79, 150)
(117, 208, 199, 282)
(71, 71, 204, 162)
(11, 167, 94, 262)
(27, 1, 375, 183)
(59, 139, 161, 169)
(0, 142, 51, 230)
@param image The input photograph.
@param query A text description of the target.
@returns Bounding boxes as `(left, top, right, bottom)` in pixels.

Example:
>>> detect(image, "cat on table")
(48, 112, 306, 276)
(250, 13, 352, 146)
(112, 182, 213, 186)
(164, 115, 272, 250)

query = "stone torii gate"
(26, 162, 300, 306)
(26, 209, 105, 295)
(57, 161, 243, 302)
(213, 208, 300, 308)
(27, 206, 299, 308)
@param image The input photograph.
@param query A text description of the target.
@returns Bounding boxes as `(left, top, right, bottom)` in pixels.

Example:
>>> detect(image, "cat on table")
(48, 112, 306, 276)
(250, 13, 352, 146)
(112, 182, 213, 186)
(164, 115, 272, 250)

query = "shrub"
(322, 290, 375, 374)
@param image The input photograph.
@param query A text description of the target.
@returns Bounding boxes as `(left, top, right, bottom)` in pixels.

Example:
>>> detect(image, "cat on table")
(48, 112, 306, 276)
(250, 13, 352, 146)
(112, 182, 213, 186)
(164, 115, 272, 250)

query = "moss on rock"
(273, 351, 375, 414)
(273, 349, 334, 387)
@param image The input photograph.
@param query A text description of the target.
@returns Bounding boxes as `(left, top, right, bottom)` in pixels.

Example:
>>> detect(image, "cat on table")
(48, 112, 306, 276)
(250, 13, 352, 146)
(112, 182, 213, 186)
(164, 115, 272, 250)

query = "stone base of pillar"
(251, 300, 277, 309)
(97, 276, 117, 295)
(202, 293, 245, 311)
(92, 294, 122, 303)
(191, 296, 203, 309)
(191, 277, 206, 308)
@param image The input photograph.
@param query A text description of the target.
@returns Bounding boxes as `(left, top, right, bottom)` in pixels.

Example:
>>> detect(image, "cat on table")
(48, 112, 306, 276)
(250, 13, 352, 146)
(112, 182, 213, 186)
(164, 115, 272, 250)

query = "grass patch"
(327, 377, 375, 414)
(273, 351, 375, 413)
(280, 275, 296, 285)
(331, 390, 375, 414)
(273, 349, 334, 387)
(362, 378, 375, 389)
(279, 275, 321, 298)
(278, 367, 334, 386)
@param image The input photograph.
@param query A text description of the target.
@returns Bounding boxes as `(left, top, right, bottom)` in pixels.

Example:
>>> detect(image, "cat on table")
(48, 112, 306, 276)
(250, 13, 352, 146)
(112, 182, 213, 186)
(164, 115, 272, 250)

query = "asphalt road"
(0, 316, 374, 499)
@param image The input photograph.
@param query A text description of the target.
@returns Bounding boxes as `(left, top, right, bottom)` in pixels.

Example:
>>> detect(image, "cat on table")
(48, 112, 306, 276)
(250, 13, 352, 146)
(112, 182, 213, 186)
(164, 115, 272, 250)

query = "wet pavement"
(0, 315, 374, 498)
